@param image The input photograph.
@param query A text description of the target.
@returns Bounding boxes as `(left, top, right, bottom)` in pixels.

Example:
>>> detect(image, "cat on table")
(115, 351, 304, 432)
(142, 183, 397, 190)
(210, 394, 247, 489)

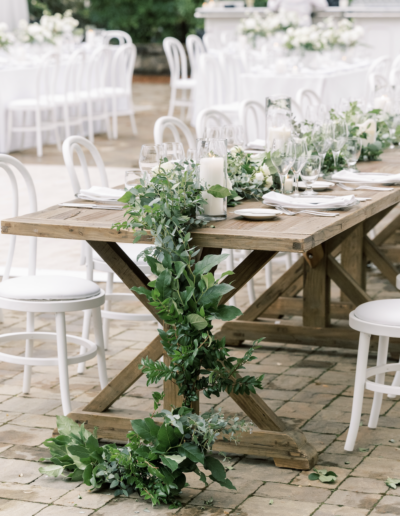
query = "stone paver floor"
(1, 79, 400, 514)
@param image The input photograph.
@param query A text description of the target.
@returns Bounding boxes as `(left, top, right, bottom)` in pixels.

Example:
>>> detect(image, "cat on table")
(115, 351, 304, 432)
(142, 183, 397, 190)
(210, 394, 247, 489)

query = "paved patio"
(0, 81, 400, 515)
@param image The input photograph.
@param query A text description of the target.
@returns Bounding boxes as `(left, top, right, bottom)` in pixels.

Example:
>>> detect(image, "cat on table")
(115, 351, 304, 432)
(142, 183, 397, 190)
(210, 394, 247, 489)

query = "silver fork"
(337, 183, 393, 192)
(275, 206, 339, 217)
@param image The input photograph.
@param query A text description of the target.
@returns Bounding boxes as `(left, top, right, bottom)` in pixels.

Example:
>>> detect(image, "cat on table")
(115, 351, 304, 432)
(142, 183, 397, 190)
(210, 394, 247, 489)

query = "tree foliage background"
(28, 0, 268, 43)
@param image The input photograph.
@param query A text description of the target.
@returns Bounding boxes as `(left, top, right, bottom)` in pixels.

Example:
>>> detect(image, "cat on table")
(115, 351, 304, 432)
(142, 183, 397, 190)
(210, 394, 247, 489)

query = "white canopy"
(0, 0, 29, 31)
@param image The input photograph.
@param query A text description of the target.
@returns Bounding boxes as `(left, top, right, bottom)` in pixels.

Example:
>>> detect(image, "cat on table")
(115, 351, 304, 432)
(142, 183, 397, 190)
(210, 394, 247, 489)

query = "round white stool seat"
(354, 299, 400, 327)
(0, 276, 101, 301)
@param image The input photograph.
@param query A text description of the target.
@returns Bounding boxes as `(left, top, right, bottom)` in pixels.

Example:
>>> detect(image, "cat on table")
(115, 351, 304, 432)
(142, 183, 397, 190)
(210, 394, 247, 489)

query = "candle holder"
(265, 97, 292, 152)
(197, 139, 228, 221)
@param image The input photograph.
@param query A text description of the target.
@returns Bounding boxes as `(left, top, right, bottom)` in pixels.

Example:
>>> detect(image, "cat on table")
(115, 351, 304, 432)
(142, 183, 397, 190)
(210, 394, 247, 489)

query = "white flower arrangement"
(17, 10, 79, 45)
(283, 17, 364, 52)
(0, 23, 15, 49)
(239, 10, 300, 40)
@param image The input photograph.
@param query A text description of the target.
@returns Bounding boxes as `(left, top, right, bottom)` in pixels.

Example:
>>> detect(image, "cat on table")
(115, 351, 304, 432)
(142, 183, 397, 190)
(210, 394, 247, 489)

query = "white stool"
(0, 276, 108, 417)
(345, 288, 400, 451)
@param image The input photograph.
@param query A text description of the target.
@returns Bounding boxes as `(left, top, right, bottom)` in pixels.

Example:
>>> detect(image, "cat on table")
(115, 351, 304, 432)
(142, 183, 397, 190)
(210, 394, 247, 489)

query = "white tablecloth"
(0, 0, 29, 30)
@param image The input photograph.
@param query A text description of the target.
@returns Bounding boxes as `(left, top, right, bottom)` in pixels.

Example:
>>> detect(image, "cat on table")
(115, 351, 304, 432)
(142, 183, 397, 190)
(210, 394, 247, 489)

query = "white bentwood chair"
(345, 275, 400, 452)
(103, 30, 132, 45)
(163, 37, 196, 119)
(0, 154, 108, 415)
(154, 116, 196, 149)
(62, 136, 155, 366)
(6, 50, 61, 158)
(186, 34, 206, 80)
(195, 108, 232, 139)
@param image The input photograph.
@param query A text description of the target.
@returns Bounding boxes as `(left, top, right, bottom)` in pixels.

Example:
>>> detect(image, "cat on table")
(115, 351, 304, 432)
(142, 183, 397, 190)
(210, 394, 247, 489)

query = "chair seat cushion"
(0, 276, 101, 301)
(354, 299, 400, 327)
(93, 243, 151, 265)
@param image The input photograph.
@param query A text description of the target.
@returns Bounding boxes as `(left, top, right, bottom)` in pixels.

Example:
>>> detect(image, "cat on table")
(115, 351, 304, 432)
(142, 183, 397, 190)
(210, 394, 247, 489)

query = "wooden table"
(3, 157, 400, 471)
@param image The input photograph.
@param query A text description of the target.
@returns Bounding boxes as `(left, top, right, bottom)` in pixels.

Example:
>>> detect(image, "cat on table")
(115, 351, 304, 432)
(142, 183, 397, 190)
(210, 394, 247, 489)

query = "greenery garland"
(40, 160, 263, 507)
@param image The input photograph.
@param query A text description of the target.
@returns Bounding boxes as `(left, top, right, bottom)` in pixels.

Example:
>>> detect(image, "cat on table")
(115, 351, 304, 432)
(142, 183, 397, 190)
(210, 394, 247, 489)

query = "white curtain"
(0, 0, 29, 30)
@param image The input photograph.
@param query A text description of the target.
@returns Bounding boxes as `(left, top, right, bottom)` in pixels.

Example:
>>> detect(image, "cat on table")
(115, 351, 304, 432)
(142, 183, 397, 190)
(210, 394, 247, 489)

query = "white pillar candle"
(200, 156, 225, 216)
(284, 176, 293, 193)
(373, 95, 392, 112)
(357, 119, 377, 144)
(86, 28, 95, 44)
(266, 126, 292, 151)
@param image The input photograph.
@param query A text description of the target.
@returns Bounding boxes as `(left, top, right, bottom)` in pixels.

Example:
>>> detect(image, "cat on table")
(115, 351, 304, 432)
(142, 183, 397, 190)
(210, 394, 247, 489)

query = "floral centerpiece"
(39, 160, 264, 506)
(239, 9, 300, 42)
(0, 23, 15, 50)
(16, 10, 79, 44)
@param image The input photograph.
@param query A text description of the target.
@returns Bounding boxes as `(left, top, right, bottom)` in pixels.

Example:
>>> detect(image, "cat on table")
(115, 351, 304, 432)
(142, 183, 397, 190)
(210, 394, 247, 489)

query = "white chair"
(195, 108, 232, 138)
(0, 154, 108, 415)
(103, 30, 132, 45)
(154, 116, 196, 149)
(296, 89, 322, 116)
(389, 54, 400, 87)
(104, 43, 138, 139)
(62, 136, 155, 365)
(239, 99, 264, 144)
(203, 33, 221, 52)
(186, 34, 206, 80)
(163, 37, 196, 119)
(6, 50, 61, 158)
(368, 56, 391, 98)
(344, 275, 400, 452)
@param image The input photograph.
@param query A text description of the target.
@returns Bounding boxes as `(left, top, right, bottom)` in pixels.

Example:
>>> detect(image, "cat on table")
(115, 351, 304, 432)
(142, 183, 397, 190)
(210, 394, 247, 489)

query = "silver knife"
(59, 203, 123, 210)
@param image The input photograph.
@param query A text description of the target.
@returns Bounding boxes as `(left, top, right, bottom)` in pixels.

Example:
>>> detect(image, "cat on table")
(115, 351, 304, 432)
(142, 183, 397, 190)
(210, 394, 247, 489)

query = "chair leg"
(344, 332, 371, 452)
(78, 309, 91, 374)
(92, 306, 108, 389)
(103, 272, 114, 351)
(35, 109, 43, 158)
(22, 312, 35, 394)
(6, 110, 13, 152)
(129, 97, 138, 136)
(247, 279, 256, 305)
(111, 97, 118, 139)
(168, 86, 177, 117)
(87, 101, 94, 143)
(180, 89, 186, 119)
(55, 312, 72, 416)
(388, 364, 400, 399)
(285, 253, 293, 270)
(369, 335, 389, 428)
(265, 262, 272, 289)
(52, 108, 61, 150)
(0, 308, 4, 323)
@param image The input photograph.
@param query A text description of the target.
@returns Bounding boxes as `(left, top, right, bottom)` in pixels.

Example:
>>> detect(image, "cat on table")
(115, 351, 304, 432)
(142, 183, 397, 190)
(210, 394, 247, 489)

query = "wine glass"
(300, 156, 321, 196)
(125, 168, 142, 190)
(388, 113, 400, 150)
(343, 137, 362, 170)
(312, 123, 333, 172)
(187, 148, 196, 162)
(203, 127, 220, 139)
(235, 125, 246, 147)
(139, 144, 162, 183)
(329, 120, 348, 171)
(270, 139, 296, 195)
(159, 142, 185, 163)
(220, 125, 236, 149)
(291, 137, 308, 198)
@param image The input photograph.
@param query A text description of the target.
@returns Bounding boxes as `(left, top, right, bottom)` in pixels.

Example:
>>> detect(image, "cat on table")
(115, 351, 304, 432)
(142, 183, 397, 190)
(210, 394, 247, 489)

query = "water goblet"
(270, 139, 296, 195)
(300, 156, 321, 196)
(125, 168, 142, 190)
(312, 123, 332, 174)
(139, 144, 162, 183)
(329, 119, 348, 171)
(291, 137, 308, 197)
(161, 142, 185, 163)
(220, 125, 236, 149)
(343, 137, 362, 170)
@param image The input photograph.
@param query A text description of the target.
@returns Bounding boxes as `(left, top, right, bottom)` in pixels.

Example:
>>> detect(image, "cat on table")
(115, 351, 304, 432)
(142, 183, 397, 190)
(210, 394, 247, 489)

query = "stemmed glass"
(300, 156, 321, 196)
(271, 139, 296, 195)
(157, 142, 185, 163)
(125, 168, 142, 190)
(139, 144, 163, 184)
(291, 137, 308, 197)
(312, 123, 332, 173)
(343, 137, 362, 170)
(329, 120, 348, 171)
(220, 125, 236, 149)
(388, 113, 400, 150)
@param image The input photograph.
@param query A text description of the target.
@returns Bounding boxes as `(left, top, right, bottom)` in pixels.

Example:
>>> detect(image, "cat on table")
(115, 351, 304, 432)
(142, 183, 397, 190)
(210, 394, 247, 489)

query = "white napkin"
(247, 139, 265, 151)
(262, 191, 355, 208)
(332, 170, 400, 185)
(78, 186, 125, 202)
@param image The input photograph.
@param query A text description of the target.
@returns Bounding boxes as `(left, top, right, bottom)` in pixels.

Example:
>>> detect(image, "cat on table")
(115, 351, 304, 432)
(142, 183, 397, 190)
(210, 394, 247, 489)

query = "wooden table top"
(2, 154, 400, 253)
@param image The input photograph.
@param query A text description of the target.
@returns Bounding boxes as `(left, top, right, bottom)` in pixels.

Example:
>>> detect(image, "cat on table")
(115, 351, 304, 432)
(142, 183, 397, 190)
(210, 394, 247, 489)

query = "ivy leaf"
(173, 261, 186, 279)
(207, 185, 231, 198)
(161, 455, 186, 472)
(193, 254, 229, 276)
(199, 284, 234, 306)
(83, 464, 93, 485)
(131, 419, 157, 442)
(178, 442, 204, 465)
(67, 445, 91, 460)
(186, 314, 208, 330)
(308, 473, 319, 481)
(157, 424, 180, 452)
(386, 478, 400, 490)
(214, 305, 242, 321)
(56, 416, 80, 437)
(118, 191, 133, 203)
(39, 464, 64, 477)
(155, 270, 172, 299)
(204, 456, 226, 482)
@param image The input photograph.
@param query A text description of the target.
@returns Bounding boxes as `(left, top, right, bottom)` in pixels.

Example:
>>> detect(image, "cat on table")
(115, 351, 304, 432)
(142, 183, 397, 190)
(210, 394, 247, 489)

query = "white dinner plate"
(298, 181, 334, 191)
(234, 208, 281, 220)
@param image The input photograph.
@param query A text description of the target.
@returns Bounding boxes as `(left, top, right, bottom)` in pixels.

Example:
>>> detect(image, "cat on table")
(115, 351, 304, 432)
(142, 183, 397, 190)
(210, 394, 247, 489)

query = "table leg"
(303, 244, 330, 327)
(340, 223, 366, 301)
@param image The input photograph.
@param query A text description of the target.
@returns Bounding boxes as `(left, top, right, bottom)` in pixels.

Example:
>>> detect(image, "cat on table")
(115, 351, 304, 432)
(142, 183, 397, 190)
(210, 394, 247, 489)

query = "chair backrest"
(195, 108, 232, 139)
(389, 54, 400, 87)
(203, 33, 221, 52)
(218, 52, 244, 104)
(154, 116, 196, 149)
(86, 45, 112, 97)
(62, 136, 108, 196)
(296, 89, 322, 113)
(109, 43, 137, 93)
(369, 73, 389, 98)
(239, 99, 264, 143)
(0, 154, 37, 281)
(291, 98, 303, 121)
(368, 55, 391, 78)
(63, 47, 88, 103)
(103, 30, 132, 45)
(163, 37, 188, 84)
(220, 30, 237, 47)
(186, 34, 205, 78)
(35, 50, 60, 105)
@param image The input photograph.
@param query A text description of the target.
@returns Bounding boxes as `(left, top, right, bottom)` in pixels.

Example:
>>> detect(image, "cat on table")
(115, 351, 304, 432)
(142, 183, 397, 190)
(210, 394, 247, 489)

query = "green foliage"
(386, 477, 400, 490)
(308, 468, 338, 484)
(28, 0, 90, 26)
(88, 0, 203, 43)
(41, 413, 250, 505)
